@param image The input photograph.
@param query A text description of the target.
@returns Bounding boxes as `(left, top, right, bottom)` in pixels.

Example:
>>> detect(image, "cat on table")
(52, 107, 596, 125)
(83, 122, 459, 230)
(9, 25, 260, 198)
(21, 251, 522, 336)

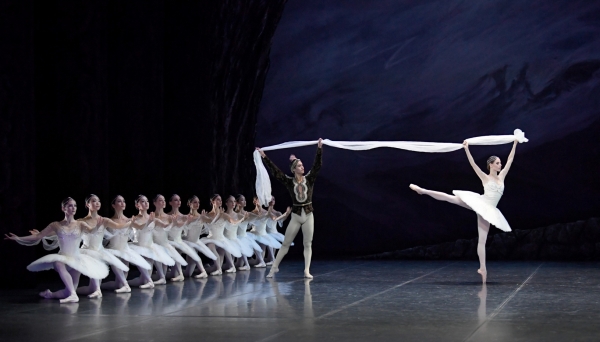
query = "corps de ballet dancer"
(234, 194, 265, 270)
(409, 139, 520, 283)
(106, 195, 153, 291)
(166, 194, 212, 281)
(150, 194, 188, 283)
(201, 195, 247, 275)
(182, 195, 217, 278)
(223, 196, 256, 271)
(257, 138, 323, 279)
(247, 197, 282, 268)
(264, 196, 292, 265)
(128, 195, 175, 288)
(5, 197, 108, 303)
(77, 194, 131, 298)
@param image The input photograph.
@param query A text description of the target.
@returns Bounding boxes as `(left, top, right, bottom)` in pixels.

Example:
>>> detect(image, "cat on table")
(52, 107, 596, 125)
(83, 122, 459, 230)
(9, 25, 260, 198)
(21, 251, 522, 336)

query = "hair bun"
(289, 154, 297, 162)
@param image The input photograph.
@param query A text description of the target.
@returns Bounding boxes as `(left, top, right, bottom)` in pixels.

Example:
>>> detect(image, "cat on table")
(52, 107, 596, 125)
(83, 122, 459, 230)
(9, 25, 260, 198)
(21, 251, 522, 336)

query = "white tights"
(272, 210, 314, 273)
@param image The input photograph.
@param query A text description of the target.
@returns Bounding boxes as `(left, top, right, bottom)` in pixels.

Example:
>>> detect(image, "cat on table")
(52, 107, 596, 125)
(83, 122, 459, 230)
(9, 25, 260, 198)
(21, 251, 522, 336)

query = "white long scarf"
(254, 129, 528, 205)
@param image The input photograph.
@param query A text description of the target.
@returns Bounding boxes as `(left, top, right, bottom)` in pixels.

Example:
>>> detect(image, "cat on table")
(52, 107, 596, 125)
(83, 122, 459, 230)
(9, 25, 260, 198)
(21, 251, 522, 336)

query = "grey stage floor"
(1, 260, 599, 342)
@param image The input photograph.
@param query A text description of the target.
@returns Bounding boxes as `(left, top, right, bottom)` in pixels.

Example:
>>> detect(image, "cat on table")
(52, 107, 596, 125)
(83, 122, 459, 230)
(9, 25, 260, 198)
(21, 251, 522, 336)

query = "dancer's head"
(210, 194, 222, 209)
(225, 195, 236, 211)
(268, 196, 276, 207)
(153, 194, 166, 210)
(169, 194, 181, 210)
(61, 197, 77, 216)
(135, 195, 149, 211)
(85, 194, 101, 212)
(253, 195, 262, 208)
(111, 195, 126, 212)
(289, 154, 304, 176)
(235, 194, 246, 212)
(487, 156, 502, 172)
(187, 195, 200, 211)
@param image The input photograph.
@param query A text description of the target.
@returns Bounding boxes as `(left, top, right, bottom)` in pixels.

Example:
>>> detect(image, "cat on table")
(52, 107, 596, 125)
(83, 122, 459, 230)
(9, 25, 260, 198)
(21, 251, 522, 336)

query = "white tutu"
(453, 181, 511, 232)
(129, 243, 176, 266)
(169, 240, 201, 263)
(249, 233, 282, 249)
(106, 247, 151, 270)
(80, 248, 129, 272)
(268, 231, 285, 243)
(239, 235, 262, 253)
(183, 240, 218, 260)
(200, 237, 242, 258)
(28, 252, 109, 279)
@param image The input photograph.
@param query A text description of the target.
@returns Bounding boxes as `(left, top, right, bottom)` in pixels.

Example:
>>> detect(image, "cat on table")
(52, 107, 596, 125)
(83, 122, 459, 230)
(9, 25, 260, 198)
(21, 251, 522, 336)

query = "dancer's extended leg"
(154, 261, 166, 285)
(476, 215, 490, 284)
(267, 213, 302, 277)
(409, 184, 469, 208)
(301, 213, 315, 279)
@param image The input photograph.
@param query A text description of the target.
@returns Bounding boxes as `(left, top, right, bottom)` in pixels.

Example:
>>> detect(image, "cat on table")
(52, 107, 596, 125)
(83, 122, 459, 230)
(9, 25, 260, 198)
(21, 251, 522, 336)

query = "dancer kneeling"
(5, 197, 109, 303)
(409, 139, 520, 283)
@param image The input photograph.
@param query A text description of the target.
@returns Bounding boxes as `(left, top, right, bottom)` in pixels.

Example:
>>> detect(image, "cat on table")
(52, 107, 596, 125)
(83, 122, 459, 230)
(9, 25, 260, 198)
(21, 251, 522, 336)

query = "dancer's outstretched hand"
(4, 233, 18, 240)
(256, 147, 266, 158)
(463, 140, 469, 149)
(318, 138, 323, 148)
(95, 216, 104, 228)
(29, 229, 40, 235)
(148, 212, 156, 222)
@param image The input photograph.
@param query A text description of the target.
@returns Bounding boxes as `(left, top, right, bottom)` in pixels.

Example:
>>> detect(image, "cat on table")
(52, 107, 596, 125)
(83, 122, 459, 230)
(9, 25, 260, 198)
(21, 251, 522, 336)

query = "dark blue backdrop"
(256, 0, 600, 256)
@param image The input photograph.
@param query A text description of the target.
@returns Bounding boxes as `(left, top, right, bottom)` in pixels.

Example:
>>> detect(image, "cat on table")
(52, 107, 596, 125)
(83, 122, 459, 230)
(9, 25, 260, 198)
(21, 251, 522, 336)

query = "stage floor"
(1, 260, 599, 341)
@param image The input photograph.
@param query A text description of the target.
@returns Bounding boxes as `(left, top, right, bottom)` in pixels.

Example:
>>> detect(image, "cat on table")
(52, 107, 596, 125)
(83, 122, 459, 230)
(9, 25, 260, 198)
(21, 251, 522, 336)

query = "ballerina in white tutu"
(128, 195, 175, 288)
(247, 197, 282, 268)
(201, 194, 248, 275)
(4, 197, 108, 303)
(182, 195, 217, 278)
(107, 195, 153, 291)
(223, 196, 256, 272)
(234, 195, 266, 270)
(409, 139, 520, 283)
(77, 194, 132, 298)
(264, 196, 291, 265)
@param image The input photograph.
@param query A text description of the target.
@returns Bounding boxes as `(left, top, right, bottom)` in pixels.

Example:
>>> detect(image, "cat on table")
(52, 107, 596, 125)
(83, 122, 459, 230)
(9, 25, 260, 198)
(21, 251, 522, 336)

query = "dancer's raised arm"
(463, 141, 487, 182)
(499, 140, 518, 181)
(306, 139, 323, 182)
(257, 148, 290, 185)
(5, 223, 56, 242)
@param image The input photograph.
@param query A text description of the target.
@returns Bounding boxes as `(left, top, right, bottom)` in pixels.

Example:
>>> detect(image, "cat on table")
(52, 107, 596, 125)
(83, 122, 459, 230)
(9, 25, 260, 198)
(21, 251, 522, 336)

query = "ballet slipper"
(39, 289, 53, 299)
(254, 262, 266, 268)
(140, 281, 155, 289)
(409, 184, 424, 195)
(224, 267, 236, 273)
(237, 265, 250, 271)
(194, 271, 208, 279)
(304, 271, 313, 279)
(477, 269, 487, 284)
(210, 269, 222, 276)
(88, 290, 103, 299)
(266, 266, 278, 278)
(171, 274, 185, 282)
(153, 278, 167, 285)
(266, 261, 274, 266)
(115, 285, 131, 293)
(59, 294, 79, 303)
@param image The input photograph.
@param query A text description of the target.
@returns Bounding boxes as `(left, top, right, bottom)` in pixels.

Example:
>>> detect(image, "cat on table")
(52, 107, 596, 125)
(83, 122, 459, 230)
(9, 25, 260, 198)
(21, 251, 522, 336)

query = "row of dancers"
(5, 193, 293, 303)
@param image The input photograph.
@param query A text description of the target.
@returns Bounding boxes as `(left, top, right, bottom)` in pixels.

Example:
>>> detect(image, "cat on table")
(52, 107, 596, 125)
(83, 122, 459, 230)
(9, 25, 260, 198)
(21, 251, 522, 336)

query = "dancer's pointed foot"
(304, 271, 313, 279)
(265, 261, 274, 266)
(88, 290, 102, 299)
(409, 184, 424, 195)
(140, 281, 155, 289)
(224, 267, 236, 273)
(171, 274, 185, 282)
(210, 269, 222, 276)
(59, 294, 79, 303)
(115, 285, 131, 293)
(194, 271, 208, 279)
(39, 289, 53, 299)
(254, 262, 266, 268)
(266, 266, 279, 278)
(477, 269, 487, 284)
(153, 278, 167, 285)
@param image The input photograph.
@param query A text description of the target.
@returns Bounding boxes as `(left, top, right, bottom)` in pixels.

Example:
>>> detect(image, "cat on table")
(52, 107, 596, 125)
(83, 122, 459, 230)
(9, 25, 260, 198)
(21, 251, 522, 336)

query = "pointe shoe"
(115, 285, 131, 293)
(171, 274, 185, 282)
(266, 267, 279, 278)
(254, 262, 266, 268)
(39, 289, 53, 299)
(304, 271, 313, 279)
(224, 267, 236, 273)
(409, 184, 423, 195)
(88, 290, 103, 299)
(210, 269, 223, 276)
(153, 278, 167, 285)
(477, 269, 487, 284)
(59, 294, 79, 303)
(237, 265, 250, 271)
(194, 271, 208, 279)
(140, 281, 155, 289)
(265, 261, 274, 266)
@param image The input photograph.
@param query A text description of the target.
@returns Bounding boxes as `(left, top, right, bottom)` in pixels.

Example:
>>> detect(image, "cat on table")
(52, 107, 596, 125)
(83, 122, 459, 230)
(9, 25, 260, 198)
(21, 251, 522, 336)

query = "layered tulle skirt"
(200, 237, 242, 258)
(106, 245, 152, 270)
(27, 252, 110, 280)
(183, 239, 218, 260)
(129, 242, 176, 266)
(453, 190, 511, 232)
(169, 240, 201, 263)
(248, 232, 282, 249)
(80, 247, 129, 272)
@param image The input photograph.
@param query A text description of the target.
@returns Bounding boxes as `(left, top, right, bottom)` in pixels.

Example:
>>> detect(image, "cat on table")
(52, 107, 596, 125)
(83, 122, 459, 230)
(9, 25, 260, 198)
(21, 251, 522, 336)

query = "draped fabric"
(255, 129, 528, 205)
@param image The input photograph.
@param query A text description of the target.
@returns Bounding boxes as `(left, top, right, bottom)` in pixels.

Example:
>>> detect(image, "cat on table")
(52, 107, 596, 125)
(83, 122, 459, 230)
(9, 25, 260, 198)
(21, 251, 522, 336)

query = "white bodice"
(205, 219, 227, 240)
(224, 221, 238, 240)
(266, 218, 279, 234)
(237, 221, 250, 237)
(82, 225, 105, 251)
(137, 224, 155, 247)
(482, 182, 504, 207)
(168, 225, 184, 243)
(184, 221, 204, 242)
(153, 225, 170, 245)
(107, 227, 131, 250)
(253, 216, 268, 235)
(57, 227, 84, 256)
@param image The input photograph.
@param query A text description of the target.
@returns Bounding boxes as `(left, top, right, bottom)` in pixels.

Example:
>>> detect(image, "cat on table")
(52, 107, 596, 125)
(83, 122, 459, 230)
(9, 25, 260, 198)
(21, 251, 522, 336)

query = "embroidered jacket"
(262, 146, 322, 215)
